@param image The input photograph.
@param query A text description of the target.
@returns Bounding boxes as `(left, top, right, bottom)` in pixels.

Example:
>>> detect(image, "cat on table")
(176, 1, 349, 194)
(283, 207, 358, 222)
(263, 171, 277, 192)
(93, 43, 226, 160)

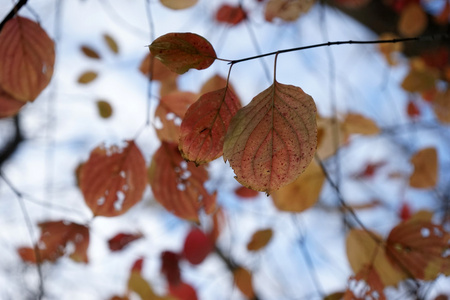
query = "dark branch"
(0, 115, 23, 170)
(0, 0, 28, 31)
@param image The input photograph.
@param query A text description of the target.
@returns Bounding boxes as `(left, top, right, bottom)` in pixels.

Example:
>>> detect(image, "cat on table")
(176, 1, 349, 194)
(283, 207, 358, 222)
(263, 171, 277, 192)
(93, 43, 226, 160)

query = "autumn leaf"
(433, 89, 450, 124)
(148, 142, 216, 222)
(271, 160, 324, 212)
(265, 0, 316, 22)
(233, 267, 254, 299)
(108, 232, 143, 252)
(344, 265, 387, 300)
(149, 32, 216, 74)
(0, 17, 55, 102)
(182, 228, 213, 265)
(234, 186, 260, 199)
(161, 251, 181, 285)
(155, 91, 197, 142)
(140, 53, 178, 82)
(160, 0, 198, 10)
(342, 113, 380, 137)
(103, 33, 119, 54)
(208, 208, 226, 243)
(399, 202, 412, 221)
(78, 71, 98, 84)
(0, 87, 25, 118)
(81, 45, 101, 59)
(398, 3, 427, 37)
(179, 87, 241, 165)
(316, 115, 345, 159)
(79, 140, 147, 217)
(401, 59, 438, 93)
(216, 4, 247, 25)
(406, 100, 420, 118)
(200, 74, 231, 94)
(223, 81, 317, 194)
(409, 147, 438, 189)
(378, 33, 403, 66)
(247, 228, 273, 251)
(97, 100, 113, 119)
(352, 161, 386, 180)
(169, 282, 198, 300)
(128, 263, 160, 300)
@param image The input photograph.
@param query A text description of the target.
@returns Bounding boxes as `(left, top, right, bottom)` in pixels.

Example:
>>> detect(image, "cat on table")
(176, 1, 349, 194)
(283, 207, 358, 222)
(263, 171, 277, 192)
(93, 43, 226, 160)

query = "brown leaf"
(79, 141, 147, 217)
(378, 33, 403, 66)
(265, 0, 316, 22)
(316, 115, 345, 159)
(401, 65, 438, 93)
(108, 232, 143, 252)
(271, 160, 324, 212)
(96, 100, 113, 119)
(433, 89, 450, 124)
(398, 3, 427, 37)
(247, 228, 273, 251)
(139, 53, 177, 82)
(81, 45, 101, 59)
(344, 265, 386, 300)
(103, 33, 119, 54)
(0, 17, 55, 102)
(148, 142, 216, 222)
(233, 267, 254, 299)
(160, 0, 198, 10)
(216, 4, 247, 25)
(78, 71, 98, 84)
(0, 87, 25, 118)
(409, 147, 438, 189)
(342, 113, 380, 137)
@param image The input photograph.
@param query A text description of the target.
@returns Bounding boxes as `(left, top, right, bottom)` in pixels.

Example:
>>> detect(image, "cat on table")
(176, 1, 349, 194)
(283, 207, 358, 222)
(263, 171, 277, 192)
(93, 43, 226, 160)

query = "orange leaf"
(103, 33, 119, 54)
(81, 45, 101, 59)
(179, 87, 241, 165)
(108, 232, 143, 252)
(97, 100, 113, 119)
(160, 0, 198, 10)
(271, 160, 324, 212)
(200, 74, 232, 95)
(77, 71, 98, 84)
(0, 87, 25, 118)
(17, 247, 37, 263)
(233, 267, 254, 299)
(139, 53, 177, 82)
(155, 91, 197, 142)
(378, 33, 403, 66)
(342, 113, 380, 137)
(409, 147, 438, 189)
(265, 0, 316, 22)
(433, 89, 450, 124)
(385, 218, 450, 280)
(234, 186, 260, 198)
(247, 228, 273, 251)
(149, 32, 216, 74)
(398, 3, 427, 37)
(216, 4, 247, 26)
(79, 140, 147, 217)
(182, 228, 213, 265)
(344, 266, 386, 300)
(148, 142, 216, 222)
(0, 17, 55, 102)
(223, 81, 317, 194)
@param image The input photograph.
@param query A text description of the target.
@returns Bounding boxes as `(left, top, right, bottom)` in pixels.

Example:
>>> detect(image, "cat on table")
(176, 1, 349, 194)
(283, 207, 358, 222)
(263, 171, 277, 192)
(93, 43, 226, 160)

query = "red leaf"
(223, 81, 317, 194)
(216, 4, 247, 25)
(352, 161, 386, 179)
(161, 251, 181, 285)
(108, 232, 143, 252)
(139, 53, 177, 82)
(17, 247, 37, 263)
(399, 202, 412, 221)
(169, 282, 198, 300)
(79, 140, 147, 217)
(0, 17, 55, 101)
(407, 100, 420, 118)
(149, 32, 216, 74)
(182, 228, 213, 265)
(235, 186, 260, 199)
(0, 86, 25, 118)
(148, 142, 216, 222)
(179, 87, 241, 165)
(131, 257, 144, 273)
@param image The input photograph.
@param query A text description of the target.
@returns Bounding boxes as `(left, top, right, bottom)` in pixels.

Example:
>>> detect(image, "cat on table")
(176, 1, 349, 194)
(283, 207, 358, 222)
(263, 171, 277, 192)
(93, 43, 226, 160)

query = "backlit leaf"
(409, 147, 437, 189)
(97, 100, 113, 119)
(160, 0, 198, 10)
(223, 81, 317, 194)
(216, 4, 247, 26)
(0, 87, 25, 118)
(150, 32, 216, 74)
(271, 160, 324, 212)
(79, 140, 147, 217)
(148, 142, 216, 222)
(182, 228, 213, 265)
(0, 17, 55, 102)
(342, 113, 380, 137)
(128, 269, 159, 300)
(81, 45, 101, 59)
(433, 89, 450, 124)
(139, 53, 177, 82)
(108, 232, 143, 252)
(77, 71, 98, 84)
(155, 91, 197, 142)
(398, 3, 427, 37)
(179, 87, 241, 165)
(247, 228, 273, 251)
(265, 0, 316, 22)
(233, 267, 254, 299)
(103, 33, 119, 54)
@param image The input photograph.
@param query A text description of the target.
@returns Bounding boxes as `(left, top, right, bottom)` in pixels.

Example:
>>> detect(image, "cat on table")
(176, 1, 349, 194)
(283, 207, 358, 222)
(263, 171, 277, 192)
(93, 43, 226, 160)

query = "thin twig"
(0, 0, 28, 31)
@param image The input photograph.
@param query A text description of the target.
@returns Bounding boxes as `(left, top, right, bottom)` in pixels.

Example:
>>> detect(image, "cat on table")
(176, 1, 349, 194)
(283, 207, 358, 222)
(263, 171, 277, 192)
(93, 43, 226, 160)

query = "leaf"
(78, 71, 98, 84)
(216, 4, 247, 25)
(81, 45, 101, 59)
(433, 89, 450, 124)
(342, 113, 380, 137)
(247, 228, 273, 251)
(316, 115, 345, 159)
(399, 202, 412, 221)
(401, 66, 438, 93)
(234, 186, 260, 199)
(161, 251, 181, 285)
(155, 91, 197, 142)
(407, 100, 420, 118)
(128, 270, 159, 300)
(148, 142, 217, 222)
(131, 257, 144, 273)
(179, 87, 241, 165)
(160, 0, 198, 10)
(265, 0, 316, 22)
(200, 74, 232, 95)
(223, 81, 317, 194)
(182, 228, 213, 265)
(168, 282, 198, 300)
(97, 100, 113, 119)
(409, 147, 438, 189)
(378, 33, 403, 66)
(344, 266, 386, 300)
(79, 140, 147, 217)
(346, 229, 406, 286)
(208, 208, 226, 243)
(398, 3, 427, 37)
(323, 292, 345, 300)
(108, 232, 143, 252)
(103, 33, 119, 54)
(333, 0, 371, 9)
(352, 161, 386, 180)
(0, 17, 55, 102)
(17, 247, 37, 263)
(149, 32, 217, 74)
(139, 53, 177, 82)
(385, 218, 450, 280)
(271, 160, 324, 212)
(233, 267, 254, 299)
(0, 87, 25, 118)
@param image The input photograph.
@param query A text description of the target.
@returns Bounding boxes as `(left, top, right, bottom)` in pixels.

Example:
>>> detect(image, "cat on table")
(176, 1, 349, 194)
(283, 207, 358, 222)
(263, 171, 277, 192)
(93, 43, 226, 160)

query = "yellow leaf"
(103, 33, 119, 54)
(409, 147, 438, 189)
(271, 160, 324, 212)
(233, 267, 254, 299)
(160, 0, 198, 10)
(342, 113, 380, 137)
(96, 100, 113, 119)
(316, 116, 345, 159)
(398, 3, 427, 37)
(78, 71, 98, 84)
(247, 228, 273, 251)
(128, 271, 159, 300)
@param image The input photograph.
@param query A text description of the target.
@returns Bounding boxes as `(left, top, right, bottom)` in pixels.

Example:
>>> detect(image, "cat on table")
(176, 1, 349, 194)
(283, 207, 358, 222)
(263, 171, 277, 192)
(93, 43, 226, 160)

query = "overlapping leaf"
(148, 142, 216, 222)
(223, 81, 317, 194)
(342, 113, 380, 137)
(179, 87, 241, 165)
(79, 141, 147, 217)
(0, 17, 55, 101)
(140, 53, 178, 82)
(0, 87, 25, 118)
(409, 147, 438, 189)
(150, 32, 216, 74)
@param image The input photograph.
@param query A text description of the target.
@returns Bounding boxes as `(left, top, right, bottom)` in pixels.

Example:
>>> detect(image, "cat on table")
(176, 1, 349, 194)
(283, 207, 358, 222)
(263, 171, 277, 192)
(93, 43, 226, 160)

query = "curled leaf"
(179, 87, 241, 165)
(223, 81, 317, 194)
(149, 32, 216, 74)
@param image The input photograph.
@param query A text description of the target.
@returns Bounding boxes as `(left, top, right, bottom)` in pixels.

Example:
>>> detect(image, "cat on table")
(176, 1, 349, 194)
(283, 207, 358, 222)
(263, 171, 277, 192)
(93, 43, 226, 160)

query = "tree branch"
(0, 0, 28, 31)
